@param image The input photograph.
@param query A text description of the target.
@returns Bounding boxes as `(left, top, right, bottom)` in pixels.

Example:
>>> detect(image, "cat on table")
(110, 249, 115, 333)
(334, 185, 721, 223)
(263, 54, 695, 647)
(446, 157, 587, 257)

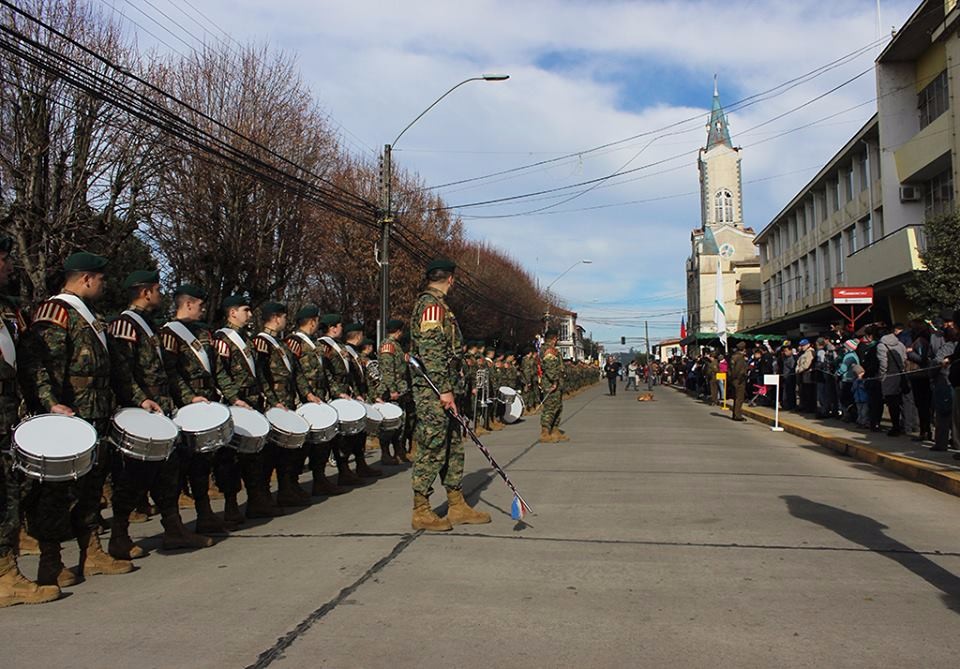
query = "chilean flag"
(680, 316, 687, 340)
(511, 495, 530, 521)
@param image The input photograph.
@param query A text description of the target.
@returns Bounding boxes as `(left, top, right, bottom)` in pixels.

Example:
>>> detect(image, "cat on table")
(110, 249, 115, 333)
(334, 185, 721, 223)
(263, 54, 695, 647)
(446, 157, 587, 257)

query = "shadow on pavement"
(782, 495, 960, 613)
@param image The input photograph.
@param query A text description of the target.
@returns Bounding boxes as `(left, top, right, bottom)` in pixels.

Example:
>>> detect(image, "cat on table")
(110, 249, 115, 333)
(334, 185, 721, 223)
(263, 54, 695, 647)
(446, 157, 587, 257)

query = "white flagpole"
(714, 258, 728, 351)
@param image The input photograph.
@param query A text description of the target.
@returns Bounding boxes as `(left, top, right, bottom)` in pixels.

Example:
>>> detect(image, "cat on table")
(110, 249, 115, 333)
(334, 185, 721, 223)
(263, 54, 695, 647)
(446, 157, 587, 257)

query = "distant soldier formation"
(0, 246, 597, 607)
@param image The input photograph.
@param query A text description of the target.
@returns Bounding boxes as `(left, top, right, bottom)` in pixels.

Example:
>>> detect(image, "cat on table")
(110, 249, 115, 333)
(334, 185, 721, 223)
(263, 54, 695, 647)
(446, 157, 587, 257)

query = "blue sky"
(114, 0, 917, 350)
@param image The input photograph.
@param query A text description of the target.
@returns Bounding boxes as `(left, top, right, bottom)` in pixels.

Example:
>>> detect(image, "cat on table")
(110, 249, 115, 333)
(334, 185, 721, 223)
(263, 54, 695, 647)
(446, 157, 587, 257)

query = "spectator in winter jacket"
(877, 326, 908, 436)
(906, 320, 933, 442)
(796, 339, 816, 413)
(852, 364, 869, 427)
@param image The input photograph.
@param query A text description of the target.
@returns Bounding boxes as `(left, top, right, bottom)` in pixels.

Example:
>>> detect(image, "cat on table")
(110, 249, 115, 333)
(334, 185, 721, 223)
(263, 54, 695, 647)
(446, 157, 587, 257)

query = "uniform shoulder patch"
(285, 338, 302, 358)
(108, 318, 138, 342)
(252, 336, 269, 354)
(214, 338, 231, 358)
(160, 331, 179, 353)
(33, 301, 69, 329)
(420, 303, 444, 331)
(543, 348, 558, 359)
(379, 342, 395, 355)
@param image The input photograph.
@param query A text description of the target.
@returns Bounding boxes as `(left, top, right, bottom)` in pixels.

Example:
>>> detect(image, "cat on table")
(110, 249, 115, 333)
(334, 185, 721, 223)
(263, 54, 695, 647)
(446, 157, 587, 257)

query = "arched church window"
(714, 189, 734, 223)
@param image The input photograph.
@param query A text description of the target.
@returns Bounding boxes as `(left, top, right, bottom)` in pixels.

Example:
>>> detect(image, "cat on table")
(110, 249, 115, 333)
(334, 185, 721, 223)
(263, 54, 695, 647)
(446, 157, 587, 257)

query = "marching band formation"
(0, 245, 597, 608)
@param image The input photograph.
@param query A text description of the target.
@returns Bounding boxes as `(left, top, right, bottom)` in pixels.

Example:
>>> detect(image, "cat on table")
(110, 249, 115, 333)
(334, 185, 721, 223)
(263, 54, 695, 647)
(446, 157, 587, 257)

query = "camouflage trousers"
(0, 439, 21, 558)
(540, 387, 563, 431)
(411, 387, 463, 496)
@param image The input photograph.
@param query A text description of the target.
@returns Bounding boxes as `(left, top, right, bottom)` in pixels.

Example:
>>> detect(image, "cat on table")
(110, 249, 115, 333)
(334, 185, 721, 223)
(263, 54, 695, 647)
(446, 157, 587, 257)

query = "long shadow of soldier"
(781, 495, 960, 613)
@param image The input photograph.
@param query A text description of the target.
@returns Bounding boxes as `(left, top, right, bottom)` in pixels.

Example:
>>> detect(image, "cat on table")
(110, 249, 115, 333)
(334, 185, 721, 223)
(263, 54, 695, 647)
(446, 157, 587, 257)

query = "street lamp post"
(378, 74, 509, 341)
(542, 259, 592, 328)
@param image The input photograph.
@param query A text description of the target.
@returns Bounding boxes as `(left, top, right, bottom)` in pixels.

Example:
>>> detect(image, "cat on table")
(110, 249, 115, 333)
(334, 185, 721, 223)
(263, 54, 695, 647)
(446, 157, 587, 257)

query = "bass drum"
(13, 414, 98, 481)
(504, 394, 524, 424)
(497, 386, 517, 404)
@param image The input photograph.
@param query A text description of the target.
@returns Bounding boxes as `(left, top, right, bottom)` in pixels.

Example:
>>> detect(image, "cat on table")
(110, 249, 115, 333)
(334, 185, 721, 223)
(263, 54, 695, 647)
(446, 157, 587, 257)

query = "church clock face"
(719, 243, 735, 258)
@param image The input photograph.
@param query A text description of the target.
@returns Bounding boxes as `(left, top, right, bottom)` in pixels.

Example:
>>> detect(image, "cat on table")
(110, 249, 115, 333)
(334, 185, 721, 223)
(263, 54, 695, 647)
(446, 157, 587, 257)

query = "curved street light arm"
(392, 77, 486, 147)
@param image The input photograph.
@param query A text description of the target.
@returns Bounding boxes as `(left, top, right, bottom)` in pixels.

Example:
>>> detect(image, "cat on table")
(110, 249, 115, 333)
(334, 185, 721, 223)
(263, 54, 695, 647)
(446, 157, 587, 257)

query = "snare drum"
(497, 386, 517, 404)
(364, 404, 383, 434)
(504, 394, 524, 424)
(111, 408, 179, 461)
(266, 408, 309, 449)
(330, 399, 366, 436)
(296, 402, 339, 444)
(229, 407, 270, 453)
(12, 414, 98, 481)
(377, 402, 404, 432)
(173, 402, 233, 454)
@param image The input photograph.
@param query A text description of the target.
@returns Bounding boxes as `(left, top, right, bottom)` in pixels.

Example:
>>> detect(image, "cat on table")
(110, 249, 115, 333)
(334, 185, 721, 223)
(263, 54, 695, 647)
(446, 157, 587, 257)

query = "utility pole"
(645, 320, 650, 358)
(378, 143, 393, 343)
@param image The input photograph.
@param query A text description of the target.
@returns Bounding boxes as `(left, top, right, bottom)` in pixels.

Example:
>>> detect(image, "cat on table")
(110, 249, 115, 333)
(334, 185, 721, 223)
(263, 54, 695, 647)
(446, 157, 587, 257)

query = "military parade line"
(0, 243, 598, 609)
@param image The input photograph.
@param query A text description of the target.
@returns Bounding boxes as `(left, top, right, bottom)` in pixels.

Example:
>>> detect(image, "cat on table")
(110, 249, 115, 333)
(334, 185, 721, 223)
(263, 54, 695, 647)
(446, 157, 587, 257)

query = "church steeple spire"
(706, 77, 733, 151)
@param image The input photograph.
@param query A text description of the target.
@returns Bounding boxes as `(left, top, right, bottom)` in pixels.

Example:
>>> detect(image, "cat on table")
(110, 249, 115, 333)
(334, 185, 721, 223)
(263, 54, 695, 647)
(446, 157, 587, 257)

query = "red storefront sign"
(832, 287, 874, 305)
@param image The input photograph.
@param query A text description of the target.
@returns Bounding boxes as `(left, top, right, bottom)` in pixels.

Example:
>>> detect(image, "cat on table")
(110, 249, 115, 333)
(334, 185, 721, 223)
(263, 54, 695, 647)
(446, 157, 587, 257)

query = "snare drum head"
(296, 402, 338, 429)
(330, 398, 366, 423)
(498, 386, 517, 398)
(14, 414, 98, 457)
(114, 408, 179, 441)
(230, 407, 270, 438)
(174, 402, 231, 433)
(266, 408, 309, 436)
(377, 403, 403, 421)
(364, 404, 383, 423)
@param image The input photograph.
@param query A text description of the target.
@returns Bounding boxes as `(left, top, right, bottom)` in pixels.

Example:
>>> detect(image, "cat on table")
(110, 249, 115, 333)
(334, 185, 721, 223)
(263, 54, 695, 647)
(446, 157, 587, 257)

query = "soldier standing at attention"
(318, 314, 364, 486)
(213, 295, 282, 522)
(107, 271, 213, 559)
(410, 258, 490, 531)
(160, 284, 230, 532)
(284, 305, 345, 496)
(377, 319, 411, 465)
(343, 323, 382, 480)
(0, 236, 60, 606)
(730, 341, 749, 422)
(23, 252, 135, 582)
(540, 329, 568, 443)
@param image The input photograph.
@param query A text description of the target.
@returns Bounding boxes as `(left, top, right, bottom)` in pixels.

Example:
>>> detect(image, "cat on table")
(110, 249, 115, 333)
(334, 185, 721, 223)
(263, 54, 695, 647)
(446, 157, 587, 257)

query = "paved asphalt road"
(7, 383, 960, 668)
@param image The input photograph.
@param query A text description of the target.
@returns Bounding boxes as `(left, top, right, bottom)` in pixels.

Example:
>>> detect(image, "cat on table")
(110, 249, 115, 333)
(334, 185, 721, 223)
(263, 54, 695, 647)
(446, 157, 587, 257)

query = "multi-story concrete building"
(685, 84, 762, 347)
(553, 308, 585, 361)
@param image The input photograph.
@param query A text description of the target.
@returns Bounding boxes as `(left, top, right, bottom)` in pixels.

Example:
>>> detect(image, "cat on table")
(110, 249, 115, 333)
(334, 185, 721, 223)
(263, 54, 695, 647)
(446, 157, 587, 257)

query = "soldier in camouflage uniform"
(284, 305, 345, 497)
(376, 319, 411, 466)
(160, 283, 229, 533)
(343, 323, 382, 479)
(253, 302, 313, 508)
(521, 346, 539, 414)
(410, 259, 490, 531)
(399, 332, 417, 454)
(213, 295, 282, 523)
(0, 236, 60, 606)
(539, 329, 568, 443)
(20, 251, 135, 585)
(107, 270, 213, 558)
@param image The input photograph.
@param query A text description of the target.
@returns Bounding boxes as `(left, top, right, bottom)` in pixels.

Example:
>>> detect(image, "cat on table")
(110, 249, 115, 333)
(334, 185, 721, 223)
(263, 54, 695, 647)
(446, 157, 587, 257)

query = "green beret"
(261, 301, 287, 319)
(173, 283, 206, 299)
(361, 338, 375, 347)
(504, 350, 514, 357)
(295, 305, 320, 322)
(223, 294, 250, 309)
(64, 251, 108, 273)
(425, 257, 456, 277)
(344, 322, 364, 335)
(386, 319, 405, 332)
(320, 313, 342, 327)
(0, 236, 13, 254)
(122, 269, 160, 290)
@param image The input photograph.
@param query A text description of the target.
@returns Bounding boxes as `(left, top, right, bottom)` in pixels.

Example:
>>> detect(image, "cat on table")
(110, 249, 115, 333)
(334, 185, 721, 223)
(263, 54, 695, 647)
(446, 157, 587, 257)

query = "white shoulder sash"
(293, 332, 317, 350)
(0, 319, 16, 370)
(319, 336, 349, 364)
(164, 321, 211, 374)
(217, 327, 256, 376)
(122, 309, 162, 362)
(257, 332, 292, 373)
(54, 293, 107, 350)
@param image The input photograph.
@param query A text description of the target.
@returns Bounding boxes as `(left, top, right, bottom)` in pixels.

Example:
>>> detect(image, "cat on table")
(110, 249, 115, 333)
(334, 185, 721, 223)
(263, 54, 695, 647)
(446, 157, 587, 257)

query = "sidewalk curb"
(672, 386, 960, 498)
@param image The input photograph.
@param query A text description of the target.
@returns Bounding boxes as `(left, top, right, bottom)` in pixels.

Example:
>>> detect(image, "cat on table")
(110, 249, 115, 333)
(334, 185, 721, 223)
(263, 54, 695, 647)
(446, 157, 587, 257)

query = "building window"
(809, 250, 819, 294)
(846, 225, 858, 255)
(819, 243, 830, 290)
(559, 319, 571, 342)
(858, 151, 869, 192)
(858, 215, 873, 248)
(844, 167, 854, 202)
(924, 168, 955, 220)
(715, 189, 734, 223)
(828, 182, 839, 213)
(919, 69, 949, 130)
(833, 234, 844, 283)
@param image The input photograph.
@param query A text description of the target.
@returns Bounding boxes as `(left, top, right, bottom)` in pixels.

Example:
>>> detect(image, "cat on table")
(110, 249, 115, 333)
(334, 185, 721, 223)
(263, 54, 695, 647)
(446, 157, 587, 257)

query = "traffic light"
(620, 336, 626, 345)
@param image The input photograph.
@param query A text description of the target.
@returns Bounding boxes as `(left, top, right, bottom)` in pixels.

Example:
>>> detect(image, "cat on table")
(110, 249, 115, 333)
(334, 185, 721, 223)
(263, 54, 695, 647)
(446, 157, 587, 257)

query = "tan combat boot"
(445, 489, 491, 525)
(178, 492, 194, 509)
(108, 515, 146, 560)
(36, 542, 78, 587)
(0, 553, 60, 608)
(79, 531, 134, 577)
(551, 429, 570, 443)
(161, 513, 214, 550)
(18, 526, 39, 556)
(194, 498, 228, 535)
(412, 493, 452, 532)
(539, 427, 555, 443)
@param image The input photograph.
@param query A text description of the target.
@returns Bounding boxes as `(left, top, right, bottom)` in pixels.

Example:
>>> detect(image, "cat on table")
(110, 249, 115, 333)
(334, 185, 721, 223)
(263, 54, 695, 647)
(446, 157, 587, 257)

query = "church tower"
(686, 79, 761, 346)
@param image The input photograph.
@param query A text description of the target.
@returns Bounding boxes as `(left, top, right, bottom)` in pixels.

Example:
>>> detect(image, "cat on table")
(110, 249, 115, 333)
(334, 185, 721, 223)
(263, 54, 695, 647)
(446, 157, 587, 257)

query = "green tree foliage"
(906, 213, 960, 317)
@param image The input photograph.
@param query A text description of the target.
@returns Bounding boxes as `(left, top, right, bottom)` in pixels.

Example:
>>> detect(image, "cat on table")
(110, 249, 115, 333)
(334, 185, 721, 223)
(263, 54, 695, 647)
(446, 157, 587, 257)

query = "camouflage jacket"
(253, 328, 307, 408)
(521, 354, 538, 386)
(213, 324, 263, 409)
(0, 295, 26, 435)
(344, 345, 368, 399)
(541, 346, 564, 390)
(161, 319, 219, 408)
(284, 331, 328, 402)
(22, 294, 118, 421)
(410, 287, 462, 394)
(378, 334, 408, 398)
(319, 336, 353, 398)
(108, 307, 172, 412)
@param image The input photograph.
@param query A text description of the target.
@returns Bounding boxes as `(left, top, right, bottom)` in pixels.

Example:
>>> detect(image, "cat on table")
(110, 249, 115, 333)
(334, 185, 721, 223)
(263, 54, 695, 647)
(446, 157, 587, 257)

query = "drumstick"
(408, 356, 532, 519)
